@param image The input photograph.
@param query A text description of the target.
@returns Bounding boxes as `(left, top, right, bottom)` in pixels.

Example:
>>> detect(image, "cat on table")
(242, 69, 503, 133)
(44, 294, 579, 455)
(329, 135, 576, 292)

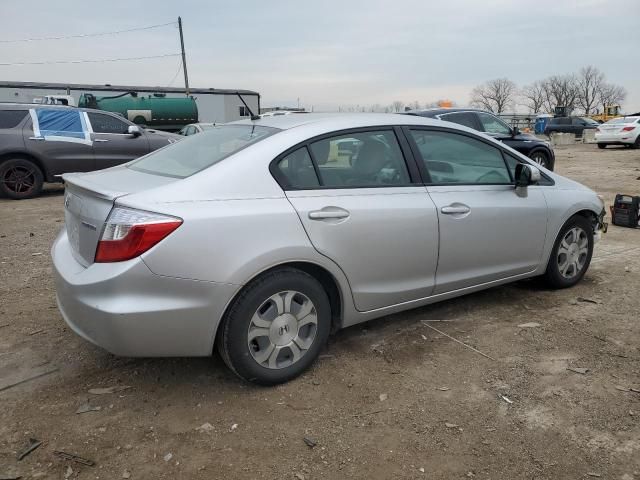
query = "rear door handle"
(309, 208, 350, 220)
(28, 136, 45, 141)
(94, 139, 109, 143)
(441, 205, 471, 214)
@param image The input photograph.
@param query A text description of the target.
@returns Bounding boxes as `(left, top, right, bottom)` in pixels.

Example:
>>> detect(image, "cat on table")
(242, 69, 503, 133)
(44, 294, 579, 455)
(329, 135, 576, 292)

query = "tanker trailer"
(78, 92, 198, 131)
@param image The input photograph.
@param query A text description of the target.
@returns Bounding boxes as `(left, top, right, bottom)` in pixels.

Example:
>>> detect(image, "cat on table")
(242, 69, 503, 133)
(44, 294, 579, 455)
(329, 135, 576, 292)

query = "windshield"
(581, 117, 599, 125)
(128, 124, 278, 178)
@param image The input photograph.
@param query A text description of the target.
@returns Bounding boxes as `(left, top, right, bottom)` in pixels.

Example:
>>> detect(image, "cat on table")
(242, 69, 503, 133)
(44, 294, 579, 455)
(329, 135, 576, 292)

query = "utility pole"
(178, 16, 190, 96)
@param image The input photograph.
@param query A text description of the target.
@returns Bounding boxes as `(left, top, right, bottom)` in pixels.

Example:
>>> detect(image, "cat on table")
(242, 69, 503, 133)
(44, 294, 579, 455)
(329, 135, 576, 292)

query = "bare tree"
(521, 81, 547, 113)
(392, 100, 404, 113)
(540, 74, 579, 113)
(576, 66, 605, 114)
(470, 78, 516, 114)
(598, 83, 627, 111)
(411, 100, 421, 111)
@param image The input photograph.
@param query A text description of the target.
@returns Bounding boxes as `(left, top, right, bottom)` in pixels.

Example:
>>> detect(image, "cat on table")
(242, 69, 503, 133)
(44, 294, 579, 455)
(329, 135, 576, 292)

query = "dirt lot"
(1, 143, 639, 480)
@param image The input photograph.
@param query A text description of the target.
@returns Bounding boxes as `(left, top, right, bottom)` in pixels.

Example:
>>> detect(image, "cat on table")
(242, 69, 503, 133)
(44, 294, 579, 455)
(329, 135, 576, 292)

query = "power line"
(0, 53, 181, 67)
(166, 58, 183, 87)
(0, 21, 177, 43)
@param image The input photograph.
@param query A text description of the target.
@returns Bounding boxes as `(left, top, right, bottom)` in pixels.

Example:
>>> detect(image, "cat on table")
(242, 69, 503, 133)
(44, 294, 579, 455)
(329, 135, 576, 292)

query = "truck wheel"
(218, 268, 331, 385)
(597, 143, 606, 149)
(0, 159, 44, 199)
(543, 215, 594, 289)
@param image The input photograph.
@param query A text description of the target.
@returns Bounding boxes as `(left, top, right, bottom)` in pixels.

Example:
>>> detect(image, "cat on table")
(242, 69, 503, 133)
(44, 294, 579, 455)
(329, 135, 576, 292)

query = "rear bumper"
(52, 229, 239, 357)
(594, 133, 638, 144)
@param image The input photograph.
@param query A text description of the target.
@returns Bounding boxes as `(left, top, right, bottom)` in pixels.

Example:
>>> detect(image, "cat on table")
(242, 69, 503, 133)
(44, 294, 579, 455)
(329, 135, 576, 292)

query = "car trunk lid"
(63, 166, 177, 267)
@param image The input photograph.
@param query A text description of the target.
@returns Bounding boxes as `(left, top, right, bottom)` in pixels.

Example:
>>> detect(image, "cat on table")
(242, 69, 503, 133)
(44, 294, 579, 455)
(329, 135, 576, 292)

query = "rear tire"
(633, 136, 640, 149)
(543, 215, 594, 289)
(0, 158, 44, 199)
(218, 268, 331, 385)
(597, 143, 606, 149)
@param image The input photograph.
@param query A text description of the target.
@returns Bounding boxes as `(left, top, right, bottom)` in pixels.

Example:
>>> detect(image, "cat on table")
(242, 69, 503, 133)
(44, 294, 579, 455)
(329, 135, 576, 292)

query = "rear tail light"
(621, 126, 636, 132)
(95, 207, 182, 263)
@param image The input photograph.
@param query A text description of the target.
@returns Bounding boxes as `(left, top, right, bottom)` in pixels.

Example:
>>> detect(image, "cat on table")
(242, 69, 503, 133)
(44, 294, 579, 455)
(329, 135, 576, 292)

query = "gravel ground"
(0, 143, 639, 480)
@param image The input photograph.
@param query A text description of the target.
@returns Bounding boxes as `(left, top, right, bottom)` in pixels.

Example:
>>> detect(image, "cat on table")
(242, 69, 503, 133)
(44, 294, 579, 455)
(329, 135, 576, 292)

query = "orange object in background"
(438, 99, 453, 108)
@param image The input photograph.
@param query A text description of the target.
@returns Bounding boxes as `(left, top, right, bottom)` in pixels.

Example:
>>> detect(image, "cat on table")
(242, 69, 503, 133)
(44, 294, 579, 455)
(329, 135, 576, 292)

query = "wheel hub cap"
(557, 227, 589, 279)
(247, 290, 318, 370)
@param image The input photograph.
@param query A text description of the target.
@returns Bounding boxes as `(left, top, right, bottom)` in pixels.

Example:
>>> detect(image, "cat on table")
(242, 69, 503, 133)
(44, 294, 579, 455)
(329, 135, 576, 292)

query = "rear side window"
(129, 124, 277, 178)
(439, 112, 478, 129)
(88, 113, 130, 134)
(276, 148, 320, 189)
(308, 130, 411, 188)
(0, 110, 27, 129)
(409, 129, 510, 185)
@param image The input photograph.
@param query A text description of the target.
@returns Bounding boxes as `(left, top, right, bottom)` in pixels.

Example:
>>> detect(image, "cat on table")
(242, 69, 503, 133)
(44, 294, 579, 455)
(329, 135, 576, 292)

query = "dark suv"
(0, 103, 181, 199)
(544, 116, 599, 136)
(405, 108, 555, 170)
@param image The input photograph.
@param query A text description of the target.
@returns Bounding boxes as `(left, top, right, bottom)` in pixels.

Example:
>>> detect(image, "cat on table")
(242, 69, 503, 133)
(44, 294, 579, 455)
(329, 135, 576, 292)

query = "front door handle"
(94, 139, 109, 143)
(309, 208, 350, 220)
(441, 205, 471, 214)
(28, 136, 45, 141)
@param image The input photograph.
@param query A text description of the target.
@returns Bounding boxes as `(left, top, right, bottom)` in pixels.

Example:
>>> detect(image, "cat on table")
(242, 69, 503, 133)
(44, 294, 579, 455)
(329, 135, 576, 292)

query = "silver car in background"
(52, 114, 606, 385)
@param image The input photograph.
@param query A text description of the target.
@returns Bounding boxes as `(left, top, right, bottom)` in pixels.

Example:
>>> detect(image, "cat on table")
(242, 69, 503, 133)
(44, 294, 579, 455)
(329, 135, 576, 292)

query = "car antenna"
(236, 92, 261, 120)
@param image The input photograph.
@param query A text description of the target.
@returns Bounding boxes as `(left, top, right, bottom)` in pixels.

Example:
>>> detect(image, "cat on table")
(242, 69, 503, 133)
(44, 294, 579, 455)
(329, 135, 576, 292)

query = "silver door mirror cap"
(128, 125, 142, 137)
(515, 163, 541, 187)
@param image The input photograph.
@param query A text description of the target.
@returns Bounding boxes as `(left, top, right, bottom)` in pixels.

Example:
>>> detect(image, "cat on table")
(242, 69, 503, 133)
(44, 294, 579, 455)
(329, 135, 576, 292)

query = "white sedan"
(595, 116, 640, 149)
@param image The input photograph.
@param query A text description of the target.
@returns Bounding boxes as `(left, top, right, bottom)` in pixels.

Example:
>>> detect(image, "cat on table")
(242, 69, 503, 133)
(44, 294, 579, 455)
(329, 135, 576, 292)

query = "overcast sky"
(2, 0, 639, 112)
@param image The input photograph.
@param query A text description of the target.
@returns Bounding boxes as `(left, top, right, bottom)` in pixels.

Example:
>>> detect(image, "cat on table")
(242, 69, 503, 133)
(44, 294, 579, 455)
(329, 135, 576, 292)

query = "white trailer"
(0, 81, 260, 124)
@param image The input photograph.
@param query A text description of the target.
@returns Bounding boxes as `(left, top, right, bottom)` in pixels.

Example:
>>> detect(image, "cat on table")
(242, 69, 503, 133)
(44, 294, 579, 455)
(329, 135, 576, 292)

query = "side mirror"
(128, 125, 142, 137)
(512, 126, 520, 137)
(515, 163, 541, 187)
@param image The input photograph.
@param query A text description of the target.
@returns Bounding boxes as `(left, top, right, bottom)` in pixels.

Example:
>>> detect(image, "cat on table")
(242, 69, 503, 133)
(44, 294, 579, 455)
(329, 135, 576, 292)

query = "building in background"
(0, 81, 260, 130)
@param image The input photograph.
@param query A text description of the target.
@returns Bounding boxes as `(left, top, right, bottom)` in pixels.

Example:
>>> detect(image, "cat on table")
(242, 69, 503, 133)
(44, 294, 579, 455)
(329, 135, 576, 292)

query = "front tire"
(597, 143, 607, 149)
(543, 215, 594, 289)
(529, 150, 550, 169)
(0, 158, 44, 199)
(218, 268, 331, 385)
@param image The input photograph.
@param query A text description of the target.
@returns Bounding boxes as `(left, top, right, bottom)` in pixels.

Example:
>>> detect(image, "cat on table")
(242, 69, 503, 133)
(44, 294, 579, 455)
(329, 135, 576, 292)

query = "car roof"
(0, 102, 124, 117)
(230, 112, 445, 131)
(406, 107, 488, 117)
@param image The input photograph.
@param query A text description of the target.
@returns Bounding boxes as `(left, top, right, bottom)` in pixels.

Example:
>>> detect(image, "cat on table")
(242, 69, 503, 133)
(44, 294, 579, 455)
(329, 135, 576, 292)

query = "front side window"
(477, 112, 512, 135)
(275, 147, 320, 189)
(88, 113, 129, 134)
(308, 130, 410, 187)
(129, 124, 278, 178)
(410, 129, 511, 185)
(504, 152, 553, 186)
(439, 112, 478, 130)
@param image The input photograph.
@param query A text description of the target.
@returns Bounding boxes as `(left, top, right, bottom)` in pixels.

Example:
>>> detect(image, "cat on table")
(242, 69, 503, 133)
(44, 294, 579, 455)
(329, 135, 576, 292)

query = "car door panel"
(428, 184, 548, 293)
(286, 187, 440, 311)
(407, 127, 549, 294)
(87, 112, 150, 169)
(22, 118, 95, 175)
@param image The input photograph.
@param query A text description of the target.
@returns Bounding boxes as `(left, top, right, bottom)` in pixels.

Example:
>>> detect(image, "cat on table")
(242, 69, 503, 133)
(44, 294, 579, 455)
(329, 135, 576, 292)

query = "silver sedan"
(52, 114, 606, 384)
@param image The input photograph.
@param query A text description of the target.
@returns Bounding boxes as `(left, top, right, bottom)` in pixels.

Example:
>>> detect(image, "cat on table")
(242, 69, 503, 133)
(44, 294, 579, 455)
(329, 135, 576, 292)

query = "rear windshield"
(0, 110, 28, 129)
(128, 124, 278, 178)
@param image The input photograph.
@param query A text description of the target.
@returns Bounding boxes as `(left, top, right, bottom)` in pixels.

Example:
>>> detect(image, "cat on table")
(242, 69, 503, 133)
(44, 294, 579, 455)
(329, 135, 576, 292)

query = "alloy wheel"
(247, 290, 318, 369)
(530, 152, 548, 168)
(557, 227, 589, 279)
(2, 165, 36, 195)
